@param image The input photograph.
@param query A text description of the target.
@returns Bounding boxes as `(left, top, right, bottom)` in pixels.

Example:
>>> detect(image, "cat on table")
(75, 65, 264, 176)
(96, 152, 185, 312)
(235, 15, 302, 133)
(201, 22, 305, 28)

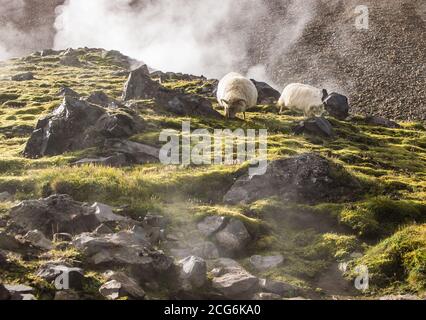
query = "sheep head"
(221, 99, 246, 119)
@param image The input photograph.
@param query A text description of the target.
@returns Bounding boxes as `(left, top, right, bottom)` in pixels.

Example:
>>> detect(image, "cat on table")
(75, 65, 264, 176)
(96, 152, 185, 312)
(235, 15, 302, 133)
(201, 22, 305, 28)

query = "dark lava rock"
(23, 97, 143, 158)
(323, 92, 350, 120)
(0, 283, 11, 300)
(224, 153, 361, 205)
(365, 116, 401, 129)
(122, 65, 155, 100)
(11, 72, 34, 81)
(103, 139, 160, 164)
(86, 91, 121, 108)
(293, 117, 334, 138)
(9, 194, 101, 238)
(250, 79, 281, 104)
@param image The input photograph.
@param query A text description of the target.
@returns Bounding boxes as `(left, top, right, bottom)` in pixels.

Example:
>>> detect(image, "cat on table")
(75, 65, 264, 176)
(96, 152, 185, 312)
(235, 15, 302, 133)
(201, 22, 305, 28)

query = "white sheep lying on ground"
(217, 72, 258, 119)
(278, 83, 328, 117)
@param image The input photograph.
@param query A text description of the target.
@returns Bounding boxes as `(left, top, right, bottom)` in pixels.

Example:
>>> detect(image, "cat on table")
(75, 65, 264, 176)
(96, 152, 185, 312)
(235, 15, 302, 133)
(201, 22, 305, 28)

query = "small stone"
(99, 273, 145, 300)
(54, 290, 80, 300)
(23, 230, 53, 250)
(215, 219, 251, 254)
(179, 256, 207, 289)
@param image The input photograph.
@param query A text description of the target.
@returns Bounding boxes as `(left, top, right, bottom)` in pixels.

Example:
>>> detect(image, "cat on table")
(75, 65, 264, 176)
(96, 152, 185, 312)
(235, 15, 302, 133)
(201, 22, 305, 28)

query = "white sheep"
(278, 83, 328, 117)
(217, 72, 258, 119)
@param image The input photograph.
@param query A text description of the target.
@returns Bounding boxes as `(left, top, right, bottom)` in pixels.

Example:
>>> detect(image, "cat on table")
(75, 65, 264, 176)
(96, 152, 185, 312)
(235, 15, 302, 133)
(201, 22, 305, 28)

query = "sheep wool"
(278, 83, 326, 117)
(217, 72, 258, 119)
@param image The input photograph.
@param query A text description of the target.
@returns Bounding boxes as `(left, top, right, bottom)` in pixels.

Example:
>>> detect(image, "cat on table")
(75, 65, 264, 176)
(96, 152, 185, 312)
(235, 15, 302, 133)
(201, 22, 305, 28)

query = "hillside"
(0, 48, 425, 300)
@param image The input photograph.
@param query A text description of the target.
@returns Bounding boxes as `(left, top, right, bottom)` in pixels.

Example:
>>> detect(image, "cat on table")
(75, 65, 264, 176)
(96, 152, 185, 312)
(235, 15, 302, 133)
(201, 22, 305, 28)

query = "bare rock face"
(9, 194, 114, 238)
(23, 97, 144, 158)
(250, 79, 281, 104)
(224, 153, 361, 205)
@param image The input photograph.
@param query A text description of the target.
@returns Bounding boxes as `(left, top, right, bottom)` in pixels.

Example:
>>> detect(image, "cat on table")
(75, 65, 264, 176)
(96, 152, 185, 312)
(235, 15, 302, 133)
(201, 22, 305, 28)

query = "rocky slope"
(0, 48, 425, 300)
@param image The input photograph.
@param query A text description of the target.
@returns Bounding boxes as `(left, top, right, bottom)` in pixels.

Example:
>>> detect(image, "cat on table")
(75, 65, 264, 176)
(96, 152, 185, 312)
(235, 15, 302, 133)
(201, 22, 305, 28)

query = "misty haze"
(0, 0, 425, 306)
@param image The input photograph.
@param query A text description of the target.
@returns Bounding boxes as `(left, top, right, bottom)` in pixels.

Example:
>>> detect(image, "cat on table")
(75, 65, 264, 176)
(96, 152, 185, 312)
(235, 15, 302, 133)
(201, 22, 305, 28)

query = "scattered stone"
(250, 79, 281, 104)
(215, 219, 251, 254)
(37, 264, 84, 290)
(164, 93, 221, 118)
(9, 194, 104, 237)
(259, 279, 299, 297)
(150, 70, 206, 83)
(4, 284, 34, 295)
(323, 92, 350, 120)
(72, 154, 128, 167)
(197, 216, 227, 237)
(0, 191, 13, 201)
(365, 116, 401, 128)
(100, 271, 145, 300)
(252, 292, 282, 300)
(23, 230, 53, 250)
(18, 294, 37, 300)
(224, 153, 361, 205)
(211, 258, 259, 299)
(249, 255, 284, 271)
(293, 117, 334, 138)
(11, 72, 34, 81)
(179, 256, 207, 289)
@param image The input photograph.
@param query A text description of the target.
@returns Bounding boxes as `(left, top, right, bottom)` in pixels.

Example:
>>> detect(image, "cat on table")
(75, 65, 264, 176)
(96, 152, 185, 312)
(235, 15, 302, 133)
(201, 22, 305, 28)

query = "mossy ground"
(0, 48, 425, 299)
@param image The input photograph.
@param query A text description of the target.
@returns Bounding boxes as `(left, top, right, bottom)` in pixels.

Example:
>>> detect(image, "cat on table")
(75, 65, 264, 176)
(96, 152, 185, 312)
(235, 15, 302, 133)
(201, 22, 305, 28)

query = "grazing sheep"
(278, 83, 327, 117)
(217, 72, 258, 119)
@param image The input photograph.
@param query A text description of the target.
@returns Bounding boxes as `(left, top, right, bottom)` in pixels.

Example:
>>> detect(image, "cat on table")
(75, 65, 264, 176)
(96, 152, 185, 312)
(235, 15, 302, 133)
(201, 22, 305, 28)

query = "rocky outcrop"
(224, 153, 361, 205)
(23, 97, 144, 158)
(9, 194, 125, 238)
(122, 66, 222, 118)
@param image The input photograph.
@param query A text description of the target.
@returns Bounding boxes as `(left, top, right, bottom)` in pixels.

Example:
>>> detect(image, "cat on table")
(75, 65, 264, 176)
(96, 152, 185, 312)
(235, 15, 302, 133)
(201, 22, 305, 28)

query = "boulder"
(0, 231, 22, 251)
(91, 202, 127, 223)
(122, 65, 158, 101)
(23, 230, 53, 250)
(9, 194, 102, 237)
(259, 278, 299, 297)
(57, 86, 80, 98)
(365, 116, 401, 129)
(250, 79, 281, 104)
(4, 284, 34, 300)
(179, 256, 207, 289)
(197, 216, 227, 237)
(249, 255, 284, 271)
(293, 117, 334, 138)
(224, 153, 361, 205)
(211, 258, 259, 299)
(23, 96, 143, 158)
(323, 92, 350, 120)
(37, 264, 84, 290)
(215, 219, 251, 254)
(11, 72, 34, 81)
(103, 139, 160, 164)
(99, 272, 146, 300)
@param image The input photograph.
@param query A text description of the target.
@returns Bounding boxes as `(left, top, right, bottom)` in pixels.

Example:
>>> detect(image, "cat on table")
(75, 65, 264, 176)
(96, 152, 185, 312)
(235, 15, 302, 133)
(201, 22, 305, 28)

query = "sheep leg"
(243, 112, 246, 121)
